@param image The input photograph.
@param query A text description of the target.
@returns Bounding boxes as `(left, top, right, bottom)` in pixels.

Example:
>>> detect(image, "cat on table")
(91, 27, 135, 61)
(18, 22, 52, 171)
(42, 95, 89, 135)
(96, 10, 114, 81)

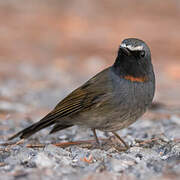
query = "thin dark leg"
(111, 131, 129, 149)
(91, 128, 100, 145)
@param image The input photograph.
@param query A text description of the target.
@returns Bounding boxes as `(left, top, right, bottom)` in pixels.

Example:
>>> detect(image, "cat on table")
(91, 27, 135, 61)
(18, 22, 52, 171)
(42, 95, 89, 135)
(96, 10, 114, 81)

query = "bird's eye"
(140, 50, 145, 57)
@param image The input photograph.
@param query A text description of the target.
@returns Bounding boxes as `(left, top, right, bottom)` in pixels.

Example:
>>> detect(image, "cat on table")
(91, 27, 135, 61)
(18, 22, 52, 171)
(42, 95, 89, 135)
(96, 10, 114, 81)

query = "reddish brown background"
(0, 0, 180, 110)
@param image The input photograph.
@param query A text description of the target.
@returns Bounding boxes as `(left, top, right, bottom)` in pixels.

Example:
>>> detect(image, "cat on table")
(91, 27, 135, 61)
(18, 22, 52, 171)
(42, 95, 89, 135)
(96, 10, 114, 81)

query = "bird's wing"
(8, 68, 111, 140)
(48, 68, 111, 119)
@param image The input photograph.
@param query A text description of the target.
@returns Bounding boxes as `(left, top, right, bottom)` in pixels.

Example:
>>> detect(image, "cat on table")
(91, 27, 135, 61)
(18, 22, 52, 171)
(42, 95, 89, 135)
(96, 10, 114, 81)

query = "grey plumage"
(9, 38, 155, 147)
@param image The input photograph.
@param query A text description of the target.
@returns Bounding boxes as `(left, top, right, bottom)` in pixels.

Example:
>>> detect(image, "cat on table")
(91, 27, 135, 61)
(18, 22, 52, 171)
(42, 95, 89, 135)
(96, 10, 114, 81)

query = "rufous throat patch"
(124, 75, 147, 82)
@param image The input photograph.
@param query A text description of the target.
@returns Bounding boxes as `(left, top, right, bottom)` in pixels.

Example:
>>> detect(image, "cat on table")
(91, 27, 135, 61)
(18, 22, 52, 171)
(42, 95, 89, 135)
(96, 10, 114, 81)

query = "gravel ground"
(0, 109, 180, 180)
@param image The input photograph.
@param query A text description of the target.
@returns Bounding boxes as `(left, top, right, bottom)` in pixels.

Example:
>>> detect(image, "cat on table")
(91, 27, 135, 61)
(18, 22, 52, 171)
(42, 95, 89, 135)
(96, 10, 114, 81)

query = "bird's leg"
(111, 131, 129, 149)
(91, 128, 100, 145)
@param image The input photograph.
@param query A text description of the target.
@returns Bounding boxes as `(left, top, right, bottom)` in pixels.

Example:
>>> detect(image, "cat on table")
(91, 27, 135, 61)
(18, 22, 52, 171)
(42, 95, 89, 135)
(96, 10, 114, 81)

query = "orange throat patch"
(124, 75, 148, 82)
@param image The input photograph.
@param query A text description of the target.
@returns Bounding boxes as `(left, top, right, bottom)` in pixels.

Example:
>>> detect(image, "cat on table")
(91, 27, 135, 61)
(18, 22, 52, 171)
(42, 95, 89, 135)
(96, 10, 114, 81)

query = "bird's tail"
(8, 113, 56, 140)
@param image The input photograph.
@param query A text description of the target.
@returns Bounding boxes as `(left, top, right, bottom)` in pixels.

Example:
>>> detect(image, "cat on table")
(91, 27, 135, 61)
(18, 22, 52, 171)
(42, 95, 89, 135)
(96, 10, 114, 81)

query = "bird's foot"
(111, 132, 130, 151)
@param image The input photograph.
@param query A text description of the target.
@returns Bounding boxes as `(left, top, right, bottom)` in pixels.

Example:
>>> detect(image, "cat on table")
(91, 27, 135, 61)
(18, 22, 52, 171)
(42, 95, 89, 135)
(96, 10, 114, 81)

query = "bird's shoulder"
(52, 67, 112, 115)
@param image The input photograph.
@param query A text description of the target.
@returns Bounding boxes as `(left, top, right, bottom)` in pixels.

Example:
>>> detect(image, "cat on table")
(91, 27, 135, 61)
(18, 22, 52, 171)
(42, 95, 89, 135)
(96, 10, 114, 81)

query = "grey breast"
(96, 67, 155, 131)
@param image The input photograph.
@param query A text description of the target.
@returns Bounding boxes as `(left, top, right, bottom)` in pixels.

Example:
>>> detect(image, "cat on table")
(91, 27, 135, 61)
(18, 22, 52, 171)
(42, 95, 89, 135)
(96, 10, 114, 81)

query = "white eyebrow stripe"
(120, 43, 143, 51)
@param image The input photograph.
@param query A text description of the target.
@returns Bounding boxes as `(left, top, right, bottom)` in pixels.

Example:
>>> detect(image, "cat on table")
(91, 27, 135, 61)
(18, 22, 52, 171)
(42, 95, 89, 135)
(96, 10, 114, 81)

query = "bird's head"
(113, 38, 153, 81)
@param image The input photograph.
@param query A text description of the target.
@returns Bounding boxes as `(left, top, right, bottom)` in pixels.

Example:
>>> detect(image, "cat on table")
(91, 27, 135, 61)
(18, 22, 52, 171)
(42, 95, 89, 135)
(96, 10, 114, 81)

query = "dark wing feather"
(8, 68, 110, 140)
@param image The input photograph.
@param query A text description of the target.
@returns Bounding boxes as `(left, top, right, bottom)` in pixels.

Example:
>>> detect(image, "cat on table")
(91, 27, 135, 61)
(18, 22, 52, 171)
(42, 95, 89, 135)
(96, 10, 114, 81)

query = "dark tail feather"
(8, 114, 56, 140)
(49, 124, 72, 134)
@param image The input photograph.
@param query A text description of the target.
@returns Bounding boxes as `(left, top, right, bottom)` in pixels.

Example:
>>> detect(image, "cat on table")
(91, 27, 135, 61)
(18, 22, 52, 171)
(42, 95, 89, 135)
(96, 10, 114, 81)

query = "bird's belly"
(97, 107, 146, 131)
(71, 104, 146, 132)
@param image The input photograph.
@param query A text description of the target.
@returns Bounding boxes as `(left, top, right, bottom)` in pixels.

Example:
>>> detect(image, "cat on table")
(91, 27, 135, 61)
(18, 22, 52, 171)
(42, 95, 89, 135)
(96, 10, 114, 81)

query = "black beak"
(119, 47, 131, 56)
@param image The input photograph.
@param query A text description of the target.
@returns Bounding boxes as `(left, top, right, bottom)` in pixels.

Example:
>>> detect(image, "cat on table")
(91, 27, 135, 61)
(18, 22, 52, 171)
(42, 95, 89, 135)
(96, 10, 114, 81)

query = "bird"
(9, 38, 155, 148)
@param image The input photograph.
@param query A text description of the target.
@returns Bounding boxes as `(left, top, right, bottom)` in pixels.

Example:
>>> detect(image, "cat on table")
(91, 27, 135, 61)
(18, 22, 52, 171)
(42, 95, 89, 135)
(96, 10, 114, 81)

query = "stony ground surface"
(0, 1, 180, 180)
(0, 64, 179, 180)
(1, 102, 180, 180)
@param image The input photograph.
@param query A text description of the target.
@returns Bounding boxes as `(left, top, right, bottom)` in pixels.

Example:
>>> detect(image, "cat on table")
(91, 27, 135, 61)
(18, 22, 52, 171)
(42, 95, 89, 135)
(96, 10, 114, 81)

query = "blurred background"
(1, 2, 180, 179)
(0, 0, 180, 121)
